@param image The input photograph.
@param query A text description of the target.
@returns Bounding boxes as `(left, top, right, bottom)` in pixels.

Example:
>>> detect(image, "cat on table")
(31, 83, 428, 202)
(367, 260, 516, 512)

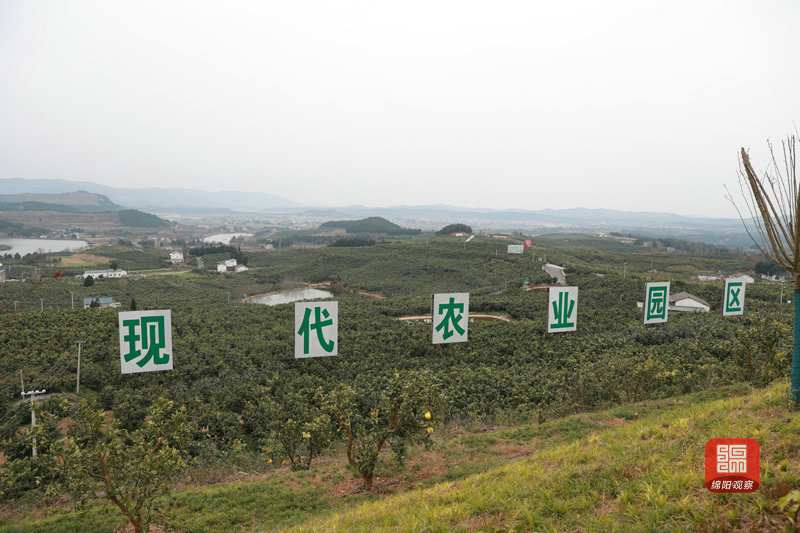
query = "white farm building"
(82, 269, 128, 279)
(216, 258, 239, 273)
(669, 292, 710, 313)
(170, 251, 184, 264)
(731, 273, 755, 284)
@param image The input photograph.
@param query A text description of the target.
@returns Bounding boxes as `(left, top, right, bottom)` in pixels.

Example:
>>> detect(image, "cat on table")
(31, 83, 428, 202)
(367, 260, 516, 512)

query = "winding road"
(543, 263, 566, 284)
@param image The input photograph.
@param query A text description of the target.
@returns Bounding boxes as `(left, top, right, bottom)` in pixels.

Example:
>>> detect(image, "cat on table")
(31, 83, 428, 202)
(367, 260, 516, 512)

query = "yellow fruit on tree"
(424, 411, 431, 420)
(427, 427, 434, 434)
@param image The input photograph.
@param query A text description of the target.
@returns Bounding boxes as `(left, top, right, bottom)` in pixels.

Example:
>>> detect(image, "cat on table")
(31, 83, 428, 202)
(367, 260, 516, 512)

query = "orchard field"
(0, 234, 796, 530)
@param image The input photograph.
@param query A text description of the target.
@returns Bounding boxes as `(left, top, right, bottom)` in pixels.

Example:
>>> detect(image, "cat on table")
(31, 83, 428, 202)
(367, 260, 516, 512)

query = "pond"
(0, 238, 89, 256)
(248, 288, 333, 306)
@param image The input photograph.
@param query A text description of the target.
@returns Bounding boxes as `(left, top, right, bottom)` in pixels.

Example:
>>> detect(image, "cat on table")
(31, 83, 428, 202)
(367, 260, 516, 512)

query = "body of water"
(248, 288, 333, 306)
(203, 233, 252, 244)
(0, 238, 89, 256)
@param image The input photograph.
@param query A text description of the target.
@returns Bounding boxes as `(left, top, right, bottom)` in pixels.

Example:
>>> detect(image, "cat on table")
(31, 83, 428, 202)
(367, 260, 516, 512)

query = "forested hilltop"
(319, 216, 421, 235)
(0, 234, 795, 530)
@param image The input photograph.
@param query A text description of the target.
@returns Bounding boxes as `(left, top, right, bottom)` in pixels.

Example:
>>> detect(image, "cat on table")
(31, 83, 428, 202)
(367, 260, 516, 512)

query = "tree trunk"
(362, 476, 373, 490)
(793, 291, 800, 403)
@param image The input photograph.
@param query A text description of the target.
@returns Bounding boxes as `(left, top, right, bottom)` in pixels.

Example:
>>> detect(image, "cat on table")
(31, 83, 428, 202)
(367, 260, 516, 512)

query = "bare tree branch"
(731, 137, 800, 286)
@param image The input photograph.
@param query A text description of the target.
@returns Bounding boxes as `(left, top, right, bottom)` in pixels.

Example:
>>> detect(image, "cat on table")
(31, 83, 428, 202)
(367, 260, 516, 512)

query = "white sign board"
(547, 286, 578, 333)
(723, 278, 746, 316)
(432, 293, 469, 344)
(295, 301, 338, 358)
(119, 310, 173, 374)
(508, 244, 524, 254)
(643, 282, 670, 324)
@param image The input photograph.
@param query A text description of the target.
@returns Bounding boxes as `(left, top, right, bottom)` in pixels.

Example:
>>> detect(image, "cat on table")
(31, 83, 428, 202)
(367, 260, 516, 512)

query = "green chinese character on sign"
(435, 297, 465, 340)
(725, 282, 743, 313)
(646, 286, 668, 321)
(297, 306, 335, 355)
(551, 291, 575, 329)
(141, 316, 169, 366)
(121, 319, 141, 362)
(122, 315, 170, 367)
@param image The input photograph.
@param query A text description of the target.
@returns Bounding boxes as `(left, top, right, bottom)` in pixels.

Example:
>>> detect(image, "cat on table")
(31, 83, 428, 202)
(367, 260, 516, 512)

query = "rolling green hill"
(0, 191, 121, 212)
(320, 217, 421, 235)
(0, 219, 48, 237)
(117, 209, 172, 228)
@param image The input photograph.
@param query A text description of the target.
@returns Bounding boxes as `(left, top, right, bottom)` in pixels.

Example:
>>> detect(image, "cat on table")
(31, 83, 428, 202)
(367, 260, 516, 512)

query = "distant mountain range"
(1, 177, 754, 247)
(320, 205, 742, 228)
(0, 178, 301, 211)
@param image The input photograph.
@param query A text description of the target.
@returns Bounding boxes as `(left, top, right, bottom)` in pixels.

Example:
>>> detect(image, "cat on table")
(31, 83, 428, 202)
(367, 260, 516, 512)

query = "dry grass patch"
(59, 253, 113, 265)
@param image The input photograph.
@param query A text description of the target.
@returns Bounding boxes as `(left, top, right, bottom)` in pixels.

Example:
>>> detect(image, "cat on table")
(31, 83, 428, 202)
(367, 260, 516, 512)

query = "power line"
(0, 353, 76, 426)
(28, 354, 75, 393)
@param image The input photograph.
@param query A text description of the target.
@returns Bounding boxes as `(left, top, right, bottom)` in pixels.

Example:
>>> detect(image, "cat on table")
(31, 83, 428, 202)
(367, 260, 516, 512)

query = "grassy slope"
(294, 382, 800, 533)
(2, 382, 798, 532)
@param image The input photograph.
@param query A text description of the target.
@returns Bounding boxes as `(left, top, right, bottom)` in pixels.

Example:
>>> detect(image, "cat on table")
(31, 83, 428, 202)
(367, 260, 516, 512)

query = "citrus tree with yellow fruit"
(326, 370, 443, 490)
(250, 386, 333, 471)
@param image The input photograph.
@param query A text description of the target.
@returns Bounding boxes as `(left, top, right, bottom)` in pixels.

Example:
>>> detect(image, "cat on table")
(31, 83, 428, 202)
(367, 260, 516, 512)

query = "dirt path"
(358, 290, 384, 299)
(397, 314, 512, 322)
(135, 269, 192, 277)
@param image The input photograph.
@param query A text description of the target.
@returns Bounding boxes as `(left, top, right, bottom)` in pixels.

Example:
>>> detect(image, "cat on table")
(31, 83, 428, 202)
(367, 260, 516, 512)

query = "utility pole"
(781, 283, 785, 304)
(40, 298, 43, 311)
(20, 388, 47, 459)
(69, 291, 74, 310)
(623, 263, 627, 278)
(13, 300, 18, 311)
(74, 340, 85, 396)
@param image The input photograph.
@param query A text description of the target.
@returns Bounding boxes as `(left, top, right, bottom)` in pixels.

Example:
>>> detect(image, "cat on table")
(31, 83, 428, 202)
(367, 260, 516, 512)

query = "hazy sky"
(1, 1, 799, 217)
